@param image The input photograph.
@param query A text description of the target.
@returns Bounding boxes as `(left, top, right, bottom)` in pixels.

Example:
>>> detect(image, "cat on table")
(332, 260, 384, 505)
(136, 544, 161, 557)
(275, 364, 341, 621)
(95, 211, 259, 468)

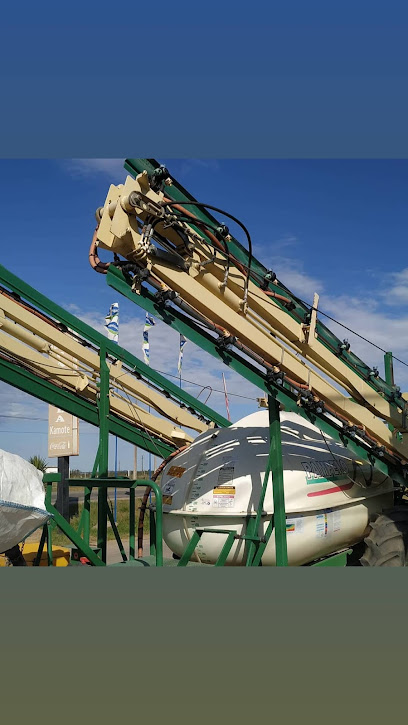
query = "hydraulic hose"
(137, 446, 188, 558)
(89, 228, 110, 274)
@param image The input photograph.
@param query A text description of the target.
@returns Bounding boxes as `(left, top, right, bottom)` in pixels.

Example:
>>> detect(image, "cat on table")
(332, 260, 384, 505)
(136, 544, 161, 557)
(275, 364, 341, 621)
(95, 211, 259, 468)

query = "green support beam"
(384, 352, 395, 386)
(245, 396, 288, 566)
(129, 487, 136, 560)
(268, 396, 288, 566)
(384, 352, 395, 434)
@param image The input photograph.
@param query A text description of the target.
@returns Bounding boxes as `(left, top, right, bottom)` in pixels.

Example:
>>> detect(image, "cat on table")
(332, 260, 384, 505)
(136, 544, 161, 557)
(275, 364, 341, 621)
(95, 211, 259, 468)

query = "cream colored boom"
(0, 299, 213, 446)
(141, 261, 408, 458)
(94, 172, 408, 461)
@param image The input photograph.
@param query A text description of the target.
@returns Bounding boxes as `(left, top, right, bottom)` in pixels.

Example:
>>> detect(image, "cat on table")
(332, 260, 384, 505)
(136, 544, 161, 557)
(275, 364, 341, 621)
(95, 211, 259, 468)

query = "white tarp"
(0, 449, 51, 552)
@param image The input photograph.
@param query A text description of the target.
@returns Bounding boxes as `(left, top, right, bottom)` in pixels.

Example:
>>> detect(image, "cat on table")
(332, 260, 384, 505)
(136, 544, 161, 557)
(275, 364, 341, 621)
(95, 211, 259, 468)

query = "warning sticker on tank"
(162, 480, 176, 496)
(315, 509, 341, 538)
(217, 466, 234, 486)
(167, 466, 186, 478)
(286, 516, 304, 534)
(221, 455, 237, 465)
(213, 485, 235, 508)
(163, 495, 173, 505)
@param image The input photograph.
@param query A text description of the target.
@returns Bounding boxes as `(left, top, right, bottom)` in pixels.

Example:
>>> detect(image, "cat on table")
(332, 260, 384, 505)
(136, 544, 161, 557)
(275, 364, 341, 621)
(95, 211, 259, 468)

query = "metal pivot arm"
(124, 160, 403, 411)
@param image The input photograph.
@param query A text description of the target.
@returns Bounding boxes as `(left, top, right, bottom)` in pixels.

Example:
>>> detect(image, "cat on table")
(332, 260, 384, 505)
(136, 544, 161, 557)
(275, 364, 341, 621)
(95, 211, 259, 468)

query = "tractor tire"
(360, 506, 408, 567)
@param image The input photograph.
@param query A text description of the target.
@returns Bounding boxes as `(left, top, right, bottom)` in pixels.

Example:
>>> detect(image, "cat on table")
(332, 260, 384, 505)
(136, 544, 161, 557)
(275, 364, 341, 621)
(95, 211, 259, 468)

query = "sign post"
(56, 455, 70, 521)
(48, 406, 79, 521)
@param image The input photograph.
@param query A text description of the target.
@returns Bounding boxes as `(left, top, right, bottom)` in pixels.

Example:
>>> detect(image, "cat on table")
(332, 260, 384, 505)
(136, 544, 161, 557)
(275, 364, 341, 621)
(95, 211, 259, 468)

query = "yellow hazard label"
(163, 495, 173, 505)
(167, 466, 186, 478)
(213, 486, 235, 495)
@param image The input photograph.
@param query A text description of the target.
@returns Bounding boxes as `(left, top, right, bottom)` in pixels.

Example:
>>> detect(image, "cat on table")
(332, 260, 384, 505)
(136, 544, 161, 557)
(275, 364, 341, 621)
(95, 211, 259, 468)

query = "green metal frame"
(35, 475, 164, 566)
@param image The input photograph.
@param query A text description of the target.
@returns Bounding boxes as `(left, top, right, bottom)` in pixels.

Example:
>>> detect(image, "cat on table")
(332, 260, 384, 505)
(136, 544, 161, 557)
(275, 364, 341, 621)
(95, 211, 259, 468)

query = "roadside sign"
(47, 348, 80, 458)
(48, 406, 79, 457)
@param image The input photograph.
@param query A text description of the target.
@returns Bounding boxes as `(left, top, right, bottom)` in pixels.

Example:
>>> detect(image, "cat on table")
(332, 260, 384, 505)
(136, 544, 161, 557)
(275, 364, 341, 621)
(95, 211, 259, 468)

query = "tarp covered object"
(0, 449, 51, 553)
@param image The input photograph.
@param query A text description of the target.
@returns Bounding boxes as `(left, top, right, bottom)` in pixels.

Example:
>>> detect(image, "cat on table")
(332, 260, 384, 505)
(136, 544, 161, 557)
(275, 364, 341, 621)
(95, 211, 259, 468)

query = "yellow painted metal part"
(94, 175, 408, 462)
(0, 543, 70, 567)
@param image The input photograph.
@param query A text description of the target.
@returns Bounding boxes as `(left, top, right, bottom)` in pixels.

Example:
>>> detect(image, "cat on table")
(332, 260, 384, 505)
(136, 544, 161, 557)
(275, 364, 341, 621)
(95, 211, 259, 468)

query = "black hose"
(161, 200, 253, 286)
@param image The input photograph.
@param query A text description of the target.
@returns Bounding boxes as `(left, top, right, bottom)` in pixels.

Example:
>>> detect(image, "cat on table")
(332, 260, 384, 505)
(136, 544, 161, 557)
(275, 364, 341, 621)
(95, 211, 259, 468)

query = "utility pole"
(56, 455, 70, 521)
(133, 446, 138, 479)
(222, 373, 231, 422)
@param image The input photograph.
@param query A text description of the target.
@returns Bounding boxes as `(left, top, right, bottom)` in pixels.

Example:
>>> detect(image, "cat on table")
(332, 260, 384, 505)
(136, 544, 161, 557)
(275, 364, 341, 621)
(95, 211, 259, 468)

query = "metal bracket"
(215, 334, 236, 351)
(301, 293, 319, 345)
(149, 246, 190, 272)
(297, 389, 325, 415)
(260, 270, 277, 291)
(265, 369, 285, 387)
(155, 288, 178, 308)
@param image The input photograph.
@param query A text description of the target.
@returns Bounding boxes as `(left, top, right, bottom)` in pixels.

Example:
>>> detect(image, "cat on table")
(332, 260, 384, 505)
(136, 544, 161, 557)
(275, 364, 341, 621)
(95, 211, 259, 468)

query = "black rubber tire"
(360, 506, 408, 567)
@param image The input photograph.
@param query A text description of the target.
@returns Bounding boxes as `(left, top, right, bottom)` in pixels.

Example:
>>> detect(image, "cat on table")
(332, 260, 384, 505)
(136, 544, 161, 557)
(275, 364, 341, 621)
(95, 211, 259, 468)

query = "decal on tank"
(302, 458, 348, 481)
(167, 466, 186, 478)
(307, 482, 353, 498)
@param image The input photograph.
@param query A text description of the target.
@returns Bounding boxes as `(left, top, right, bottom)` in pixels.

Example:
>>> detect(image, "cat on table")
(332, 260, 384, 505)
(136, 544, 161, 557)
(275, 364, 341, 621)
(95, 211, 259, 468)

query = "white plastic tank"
(159, 411, 394, 565)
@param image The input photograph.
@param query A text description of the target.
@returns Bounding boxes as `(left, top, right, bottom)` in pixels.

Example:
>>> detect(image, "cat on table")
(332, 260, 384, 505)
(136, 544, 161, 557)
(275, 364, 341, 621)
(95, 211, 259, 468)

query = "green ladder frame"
(34, 475, 163, 567)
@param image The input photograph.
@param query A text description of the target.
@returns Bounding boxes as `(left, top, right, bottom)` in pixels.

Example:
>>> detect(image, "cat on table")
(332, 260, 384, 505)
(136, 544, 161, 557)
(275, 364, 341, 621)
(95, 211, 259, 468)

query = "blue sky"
(1, 159, 407, 470)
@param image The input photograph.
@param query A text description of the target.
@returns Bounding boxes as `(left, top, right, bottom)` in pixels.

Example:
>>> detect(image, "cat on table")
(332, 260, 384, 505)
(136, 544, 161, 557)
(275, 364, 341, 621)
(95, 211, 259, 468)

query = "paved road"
(24, 532, 174, 565)
(51, 486, 149, 505)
